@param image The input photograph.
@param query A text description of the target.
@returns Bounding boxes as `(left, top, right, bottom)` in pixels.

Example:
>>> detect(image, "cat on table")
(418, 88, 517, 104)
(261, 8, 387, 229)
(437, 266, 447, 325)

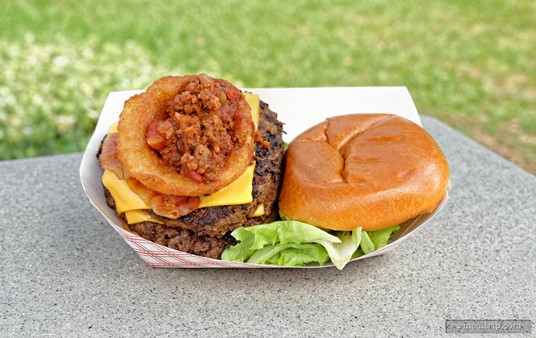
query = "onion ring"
(117, 75, 255, 196)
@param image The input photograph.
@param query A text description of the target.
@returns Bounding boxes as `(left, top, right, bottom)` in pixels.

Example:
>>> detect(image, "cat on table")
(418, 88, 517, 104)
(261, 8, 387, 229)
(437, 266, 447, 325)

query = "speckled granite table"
(1, 116, 534, 337)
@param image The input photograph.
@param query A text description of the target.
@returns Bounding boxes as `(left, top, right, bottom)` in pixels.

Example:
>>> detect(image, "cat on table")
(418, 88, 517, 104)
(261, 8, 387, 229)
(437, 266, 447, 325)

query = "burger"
(97, 74, 285, 259)
(221, 113, 449, 269)
(96, 74, 449, 270)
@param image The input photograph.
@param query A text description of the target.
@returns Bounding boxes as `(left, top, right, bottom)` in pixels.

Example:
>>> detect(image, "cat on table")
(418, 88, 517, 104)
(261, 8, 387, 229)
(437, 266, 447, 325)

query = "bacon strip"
(126, 177, 200, 219)
(100, 132, 200, 219)
(98, 133, 129, 179)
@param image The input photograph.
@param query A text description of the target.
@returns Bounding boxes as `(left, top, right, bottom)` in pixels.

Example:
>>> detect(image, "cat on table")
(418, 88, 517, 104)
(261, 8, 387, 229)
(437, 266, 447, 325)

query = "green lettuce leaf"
(358, 225, 400, 254)
(253, 243, 330, 266)
(367, 225, 400, 249)
(221, 220, 340, 265)
(351, 248, 364, 259)
(276, 244, 329, 266)
(318, 228, 362, 270)
(221, 220, 400, 270)
(360, 231, 375, 254)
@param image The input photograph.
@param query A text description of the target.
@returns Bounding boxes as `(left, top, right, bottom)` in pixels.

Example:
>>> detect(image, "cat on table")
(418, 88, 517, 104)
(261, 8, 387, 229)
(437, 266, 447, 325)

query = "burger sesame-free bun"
(278, 114, 449, 231)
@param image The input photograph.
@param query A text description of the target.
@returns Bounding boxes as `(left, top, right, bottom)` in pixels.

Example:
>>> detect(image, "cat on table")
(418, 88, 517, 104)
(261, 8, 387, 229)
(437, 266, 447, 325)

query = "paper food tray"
(80, 86, 449, 268)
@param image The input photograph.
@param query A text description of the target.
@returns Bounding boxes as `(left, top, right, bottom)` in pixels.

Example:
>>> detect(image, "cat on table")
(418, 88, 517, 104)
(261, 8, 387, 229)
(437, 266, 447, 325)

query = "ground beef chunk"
(145, 74, 252, 183)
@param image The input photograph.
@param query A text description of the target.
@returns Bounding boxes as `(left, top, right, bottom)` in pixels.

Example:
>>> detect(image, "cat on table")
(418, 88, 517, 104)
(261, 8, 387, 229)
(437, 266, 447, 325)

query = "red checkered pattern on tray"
(109, 223, 268, 268)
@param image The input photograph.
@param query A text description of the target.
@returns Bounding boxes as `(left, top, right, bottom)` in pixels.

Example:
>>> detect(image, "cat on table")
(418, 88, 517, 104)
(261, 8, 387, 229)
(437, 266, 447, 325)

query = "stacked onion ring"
(117, 74, 255, 196)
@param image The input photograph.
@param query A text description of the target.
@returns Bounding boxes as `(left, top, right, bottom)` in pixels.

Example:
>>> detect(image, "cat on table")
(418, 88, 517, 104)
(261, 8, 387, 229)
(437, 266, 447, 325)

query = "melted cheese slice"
(245, 93, 260, 127)
(124, 210, 163, 224)
(102, 170, 149, 214)
(252, 203, 264, 217)
(102, 92, 263, 224)
(198, 163, 254, 208)
(109, 122, 118, 133)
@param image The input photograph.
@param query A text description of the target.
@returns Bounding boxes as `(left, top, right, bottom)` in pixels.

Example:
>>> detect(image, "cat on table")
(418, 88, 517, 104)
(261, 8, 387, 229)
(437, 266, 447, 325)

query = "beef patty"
(101, 100, 284, 259)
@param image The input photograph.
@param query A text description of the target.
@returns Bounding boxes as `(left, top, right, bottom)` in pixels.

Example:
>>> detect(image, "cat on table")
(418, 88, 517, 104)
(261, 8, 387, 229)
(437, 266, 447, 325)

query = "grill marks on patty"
(101, 100, 284, 259)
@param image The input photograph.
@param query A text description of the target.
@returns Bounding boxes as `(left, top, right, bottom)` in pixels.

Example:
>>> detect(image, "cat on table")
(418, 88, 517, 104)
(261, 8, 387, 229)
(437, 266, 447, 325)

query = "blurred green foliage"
(0, 0, 534, 171)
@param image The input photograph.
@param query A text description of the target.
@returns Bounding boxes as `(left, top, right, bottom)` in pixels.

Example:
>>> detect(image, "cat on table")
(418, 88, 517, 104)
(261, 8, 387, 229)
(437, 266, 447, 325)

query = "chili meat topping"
(146, 75, 252, 183)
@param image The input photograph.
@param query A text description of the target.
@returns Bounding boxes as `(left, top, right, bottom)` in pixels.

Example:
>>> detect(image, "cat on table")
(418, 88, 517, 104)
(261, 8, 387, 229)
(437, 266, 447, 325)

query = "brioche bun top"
(278, 114, 449, 231)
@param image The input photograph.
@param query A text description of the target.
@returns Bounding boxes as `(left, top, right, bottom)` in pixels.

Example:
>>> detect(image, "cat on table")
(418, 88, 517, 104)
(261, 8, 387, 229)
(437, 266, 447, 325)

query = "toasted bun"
(278, 114, 449, 231)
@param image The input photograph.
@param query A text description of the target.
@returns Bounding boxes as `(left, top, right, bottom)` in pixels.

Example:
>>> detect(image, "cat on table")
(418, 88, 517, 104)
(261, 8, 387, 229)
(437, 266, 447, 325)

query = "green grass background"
(1, 0, 535, 172)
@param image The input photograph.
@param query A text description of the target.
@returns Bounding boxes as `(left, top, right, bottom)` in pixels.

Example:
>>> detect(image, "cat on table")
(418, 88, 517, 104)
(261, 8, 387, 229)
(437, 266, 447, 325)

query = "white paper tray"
(80, 86, 448, 268)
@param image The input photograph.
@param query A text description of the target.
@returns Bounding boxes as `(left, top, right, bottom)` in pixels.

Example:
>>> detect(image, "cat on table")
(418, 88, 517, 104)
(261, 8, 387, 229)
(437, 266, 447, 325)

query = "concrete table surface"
(1, 116, 534, 337)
